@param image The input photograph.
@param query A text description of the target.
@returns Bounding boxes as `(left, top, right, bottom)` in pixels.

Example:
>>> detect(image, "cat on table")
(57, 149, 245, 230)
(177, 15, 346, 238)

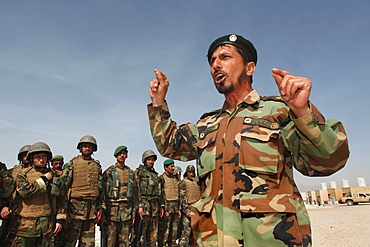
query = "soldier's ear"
(246, 62, 256, 76)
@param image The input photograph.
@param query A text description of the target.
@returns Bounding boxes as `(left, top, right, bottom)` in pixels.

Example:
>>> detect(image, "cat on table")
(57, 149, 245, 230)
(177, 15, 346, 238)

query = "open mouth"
(214, 72, 226, 84)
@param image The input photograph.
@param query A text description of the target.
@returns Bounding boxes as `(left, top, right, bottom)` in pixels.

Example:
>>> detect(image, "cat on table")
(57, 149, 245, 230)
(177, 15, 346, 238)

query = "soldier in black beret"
(148, 34, 349, 246)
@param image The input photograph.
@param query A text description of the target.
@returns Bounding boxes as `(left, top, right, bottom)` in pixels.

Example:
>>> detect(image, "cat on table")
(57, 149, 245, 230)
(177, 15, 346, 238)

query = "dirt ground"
(93, 204, 370, 246)
(307, 203, 370, 246)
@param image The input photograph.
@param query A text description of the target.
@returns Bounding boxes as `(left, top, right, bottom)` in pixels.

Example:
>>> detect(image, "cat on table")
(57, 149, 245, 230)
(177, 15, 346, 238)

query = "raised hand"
(149, 69, 170, 107)
(271, 68, 311, 117)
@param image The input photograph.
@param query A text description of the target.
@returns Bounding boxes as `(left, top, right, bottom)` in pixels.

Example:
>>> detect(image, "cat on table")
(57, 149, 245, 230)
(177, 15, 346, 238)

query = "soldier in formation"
(0, 161, 15, 218)
(158, 159, 181, 247)
(178, 165, 200, 247)
(50, 155, 68, 247)
(0, 145, 30, 245)
(5, 142, 66, 247)
(62, 135, 105, 247)
(102, 145, 136, 247)
(133, 150, 164, 247)
(1, 141, 203, 247)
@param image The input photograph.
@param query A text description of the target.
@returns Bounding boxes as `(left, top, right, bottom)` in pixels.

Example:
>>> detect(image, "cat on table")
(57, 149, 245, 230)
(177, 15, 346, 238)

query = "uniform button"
(244, 118, 252, 124)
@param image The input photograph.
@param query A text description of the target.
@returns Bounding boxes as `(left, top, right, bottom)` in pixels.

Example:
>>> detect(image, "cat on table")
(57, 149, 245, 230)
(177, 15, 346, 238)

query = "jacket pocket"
(196, 127, 218, 179)
(239, 118, 282, 175)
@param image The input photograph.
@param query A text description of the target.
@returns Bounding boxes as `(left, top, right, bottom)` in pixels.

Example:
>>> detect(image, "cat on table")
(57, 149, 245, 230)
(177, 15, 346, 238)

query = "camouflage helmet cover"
(174, 166, 182, 174)
(50, 154, 64, 163)
(184, 164, 196, 177)
(18, 144, 31, 161)
(77, 135, 97, 151)
(141, 150, 157, 163)
(26, 142, 53, 162)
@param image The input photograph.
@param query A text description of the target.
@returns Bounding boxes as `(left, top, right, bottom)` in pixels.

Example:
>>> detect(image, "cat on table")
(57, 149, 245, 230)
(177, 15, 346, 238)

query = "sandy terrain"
(307, 203, 370, 246)
(92, 204, 370, 246)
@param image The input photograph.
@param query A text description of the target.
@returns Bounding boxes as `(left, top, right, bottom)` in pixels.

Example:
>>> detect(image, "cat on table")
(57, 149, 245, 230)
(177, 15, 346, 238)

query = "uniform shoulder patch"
(200, 109, 222, 119)
(260, 95, 284, 102)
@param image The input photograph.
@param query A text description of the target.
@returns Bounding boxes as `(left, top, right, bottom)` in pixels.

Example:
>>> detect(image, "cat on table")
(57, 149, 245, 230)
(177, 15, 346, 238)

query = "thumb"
(271, 68, 284, 84)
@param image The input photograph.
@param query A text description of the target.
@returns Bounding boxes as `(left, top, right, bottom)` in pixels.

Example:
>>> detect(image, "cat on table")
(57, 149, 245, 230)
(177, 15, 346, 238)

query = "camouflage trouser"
(191, 204, 312, 247)
(54, 228, 69, 247)
(106, 219, 131, 247)
(178, 215, 194, 247)
(5, 233, 54, 247)
(132, 215, 159, 247)
(65, 219, 96, 247)
(158, 213, 179, 247)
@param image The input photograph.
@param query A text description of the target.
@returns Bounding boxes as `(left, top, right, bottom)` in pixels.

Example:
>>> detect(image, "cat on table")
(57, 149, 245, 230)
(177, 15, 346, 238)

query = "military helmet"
(26, 142, 53, 162)
(77, 135, 97, 151)
(141, 150, 157, 163)
(184, 164, 196, 177)
(174, 166, 182, 174)
(114, 145, 128, 157)
(50, 154, 64, 163)
(17, 144, 31, 161)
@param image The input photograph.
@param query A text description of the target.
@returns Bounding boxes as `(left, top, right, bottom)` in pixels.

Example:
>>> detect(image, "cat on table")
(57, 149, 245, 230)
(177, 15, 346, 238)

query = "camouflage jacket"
(12, 166, 66, 237)
(159, 173, 179, 213)
(103, 163, 137, 221)
(148, 89, 349, 215)
(0, 163, 15, 208)
(62, 155, 104, 220)
(134, 164, 164, 215)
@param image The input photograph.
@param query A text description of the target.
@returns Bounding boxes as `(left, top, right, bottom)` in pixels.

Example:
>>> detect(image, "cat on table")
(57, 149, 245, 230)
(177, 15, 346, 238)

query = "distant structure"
(341, 179, 350, 188)
(357, 177, 366, 187)
(303, 177, 370, 206)
(320, 182, 327, 190)
(330, 181, 337, 189)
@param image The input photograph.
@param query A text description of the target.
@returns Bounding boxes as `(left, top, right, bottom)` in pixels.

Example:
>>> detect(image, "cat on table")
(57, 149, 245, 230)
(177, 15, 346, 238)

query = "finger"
(154, 69, 168, 82)
(272, 68, 291, 78)
(272, 68, 291, 94)
(150, 79, 159, 92)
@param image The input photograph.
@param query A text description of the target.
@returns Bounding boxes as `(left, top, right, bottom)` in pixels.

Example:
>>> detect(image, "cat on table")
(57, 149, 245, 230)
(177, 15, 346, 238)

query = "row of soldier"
(0, 135, 201, 247)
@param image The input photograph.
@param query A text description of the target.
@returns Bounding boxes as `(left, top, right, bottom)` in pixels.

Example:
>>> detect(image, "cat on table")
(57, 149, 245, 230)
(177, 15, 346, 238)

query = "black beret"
(207, 34, 257, 65)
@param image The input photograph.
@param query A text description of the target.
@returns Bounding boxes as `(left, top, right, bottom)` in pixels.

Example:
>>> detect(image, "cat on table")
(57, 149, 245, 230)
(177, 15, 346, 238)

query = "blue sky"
(1, 1, 369, 191)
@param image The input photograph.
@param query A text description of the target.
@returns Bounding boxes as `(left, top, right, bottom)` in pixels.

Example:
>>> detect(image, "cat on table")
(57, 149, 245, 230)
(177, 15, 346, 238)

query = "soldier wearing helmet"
(8, 144, 31, 185)
(5, 142, 66, 247)
(158, 159, 181, 247)
(102, 145, 136, 247)
(62, 135, 105, 247)
(0, 161, 15, 220)
(178, 165, 200, 247)
(133, 150, 164, 247)
(173, 166, 182, 181)
(0, 145, 31, 244)
(50, 155, 64, 177)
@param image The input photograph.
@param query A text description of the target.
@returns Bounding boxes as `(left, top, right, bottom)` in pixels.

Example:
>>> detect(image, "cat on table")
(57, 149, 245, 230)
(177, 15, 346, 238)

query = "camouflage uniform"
(158, 172, 180, 247)
(178, 175, 200, 247)
(1, 146, 30, 245)
(7, 145, 31, 216)
(5, 164, 66, 247)
(134, 164, 164, 247)
(147, 90, 349, 246)
(62, 154, 104, 247)
(50, 155, 68, 247)
(103, 163, 136, 247)
(0, 162, 15, 208)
